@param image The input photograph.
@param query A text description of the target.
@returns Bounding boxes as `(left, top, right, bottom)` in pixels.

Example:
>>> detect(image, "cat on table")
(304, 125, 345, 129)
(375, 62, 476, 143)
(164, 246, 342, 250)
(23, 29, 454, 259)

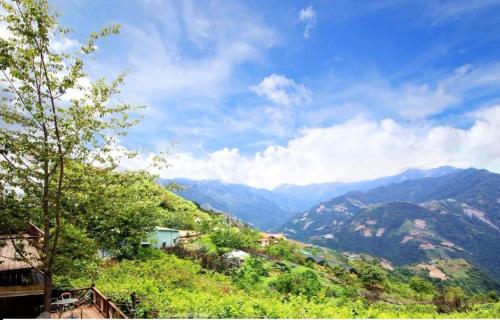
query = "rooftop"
(155, 226, 178, 232)
(260, 233, 285, 240)
(0, 235, 42, 272)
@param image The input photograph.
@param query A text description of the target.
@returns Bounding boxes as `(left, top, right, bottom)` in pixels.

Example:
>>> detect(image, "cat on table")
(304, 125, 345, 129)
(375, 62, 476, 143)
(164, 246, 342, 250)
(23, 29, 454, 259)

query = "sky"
(48, 0, 500, 189)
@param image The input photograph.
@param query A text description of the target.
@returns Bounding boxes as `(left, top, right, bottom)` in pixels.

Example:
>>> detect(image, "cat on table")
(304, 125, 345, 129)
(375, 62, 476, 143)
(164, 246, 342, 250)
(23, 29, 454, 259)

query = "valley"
(171, 167, 500, 286)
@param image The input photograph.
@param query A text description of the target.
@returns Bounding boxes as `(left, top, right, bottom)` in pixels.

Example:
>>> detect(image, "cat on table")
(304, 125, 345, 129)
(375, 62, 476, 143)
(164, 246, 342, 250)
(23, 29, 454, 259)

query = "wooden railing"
(91, 287, 128, 319)
(64, 287, 128, 319)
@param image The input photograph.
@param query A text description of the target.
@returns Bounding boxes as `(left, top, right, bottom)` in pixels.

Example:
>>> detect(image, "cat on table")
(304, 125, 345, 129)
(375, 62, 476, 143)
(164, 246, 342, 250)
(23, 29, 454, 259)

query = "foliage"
(64, 163, 165, 258)
(357, 262, 387, 292)
(232, 257, 268, 290)
(66, 252, 500, 318)
(410, 276, 434, 294)
(209, 226, 259, 250)
(159, 191, 209, 230)
(265, 239, 306, 264)
(434, 286, 469, 313)
(271, 267, 322, 299)
(0, 0, 138, 309)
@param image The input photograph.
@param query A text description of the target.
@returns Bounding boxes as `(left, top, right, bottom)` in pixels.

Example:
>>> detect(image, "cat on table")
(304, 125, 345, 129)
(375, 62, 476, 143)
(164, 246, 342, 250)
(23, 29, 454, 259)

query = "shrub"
(488, 290, 499, 302)
(265, 239, 305, 264)
(232, 257, 268, 290)
(210, 227, 258, 250)
(358, 264, 386, 292)
(409, 276, 434, 294)
(434, 286, 469, 313)
(271, 268, 321, 299)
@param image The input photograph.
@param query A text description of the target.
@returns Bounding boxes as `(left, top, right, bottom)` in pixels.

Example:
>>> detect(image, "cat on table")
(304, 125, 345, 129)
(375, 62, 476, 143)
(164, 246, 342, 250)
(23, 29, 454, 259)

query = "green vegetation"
(0, 0, 143, 309)
(59, 191, 499, 318)
(1, 1, 498, 318)
(159, 192, 210, 231)
(210, 227, 260, 251)
(67, 252, 500, 318)
(409, 276, 434, 294)
(271, 267, 322, 299)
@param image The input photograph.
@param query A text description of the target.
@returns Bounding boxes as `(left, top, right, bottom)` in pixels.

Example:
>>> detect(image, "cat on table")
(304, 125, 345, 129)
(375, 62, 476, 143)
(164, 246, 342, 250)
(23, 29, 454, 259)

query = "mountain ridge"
(282, 168, 500, 280)
(161, 166, 462, 230)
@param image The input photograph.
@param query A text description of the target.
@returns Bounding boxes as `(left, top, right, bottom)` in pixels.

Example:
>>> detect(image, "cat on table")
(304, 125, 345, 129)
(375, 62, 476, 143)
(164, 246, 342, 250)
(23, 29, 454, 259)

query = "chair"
(60, 292, 72, 299)
(49, 298, 59, 312)
(37, 299, 59, 314)
(75, 289, 93, 307)
(58, 293, 73, 315)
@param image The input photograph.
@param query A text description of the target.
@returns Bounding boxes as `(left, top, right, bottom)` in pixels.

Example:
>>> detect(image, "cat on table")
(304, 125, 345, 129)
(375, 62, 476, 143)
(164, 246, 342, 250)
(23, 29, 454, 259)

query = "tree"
(232, 257, 268, 290)
(63, 162, 165, 258)
(210, 227, 259, 250)
(409, 276, 434, 294)
(0, 0, 137, 310)
(357, 263, 386, 299)
(271, 268, 321, 299)
(433, 286, 469, 313)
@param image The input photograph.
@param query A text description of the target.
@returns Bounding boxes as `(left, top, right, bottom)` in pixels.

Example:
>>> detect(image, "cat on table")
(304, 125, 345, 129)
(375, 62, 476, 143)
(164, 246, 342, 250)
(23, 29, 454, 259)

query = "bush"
(358, 264, 386, 292)
(271, 268, 321, 299)
(136, 247, 164, 260)
(488, 290, 499, 302)
(159, 192, 207, 230)
(409, 276, 434, 294)
(65, 252, 500, 318)
(232, 257, 268, 290)
(210, 227, 259, 250)
(434, 286, 469, 313)
(265, 239, 305, 263)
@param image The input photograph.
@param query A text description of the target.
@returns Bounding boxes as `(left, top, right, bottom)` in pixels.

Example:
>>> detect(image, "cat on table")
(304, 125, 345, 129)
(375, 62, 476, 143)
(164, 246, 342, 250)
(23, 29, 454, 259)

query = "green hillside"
(60, 192, 500, 318)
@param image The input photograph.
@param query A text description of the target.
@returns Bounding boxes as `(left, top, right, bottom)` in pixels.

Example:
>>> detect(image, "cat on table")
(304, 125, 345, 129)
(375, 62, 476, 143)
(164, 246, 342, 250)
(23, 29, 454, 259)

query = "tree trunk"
(43, 272, 53, 313)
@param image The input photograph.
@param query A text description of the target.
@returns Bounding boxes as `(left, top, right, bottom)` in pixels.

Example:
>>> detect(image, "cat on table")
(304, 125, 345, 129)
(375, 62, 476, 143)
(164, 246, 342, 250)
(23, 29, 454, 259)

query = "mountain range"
(163, 166, 500, 281)
(161, 166, 459, 230)
(282, 168, 500, 280)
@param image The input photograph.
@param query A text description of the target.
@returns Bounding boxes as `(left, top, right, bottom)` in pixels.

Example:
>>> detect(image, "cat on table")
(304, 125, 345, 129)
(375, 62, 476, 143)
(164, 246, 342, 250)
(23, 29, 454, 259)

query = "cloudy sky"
(50, 0, 500, 189)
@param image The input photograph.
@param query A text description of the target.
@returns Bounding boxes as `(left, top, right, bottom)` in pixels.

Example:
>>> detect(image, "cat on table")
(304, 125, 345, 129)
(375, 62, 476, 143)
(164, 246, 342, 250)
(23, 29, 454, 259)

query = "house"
(0, 224, 45, 318)
(258, 233, 285, 247)
(142, 227, 180, 249)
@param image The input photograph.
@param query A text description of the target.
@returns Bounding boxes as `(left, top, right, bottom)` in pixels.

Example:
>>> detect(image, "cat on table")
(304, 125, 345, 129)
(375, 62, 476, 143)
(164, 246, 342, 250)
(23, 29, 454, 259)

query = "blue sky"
(49, 0, 500, 188)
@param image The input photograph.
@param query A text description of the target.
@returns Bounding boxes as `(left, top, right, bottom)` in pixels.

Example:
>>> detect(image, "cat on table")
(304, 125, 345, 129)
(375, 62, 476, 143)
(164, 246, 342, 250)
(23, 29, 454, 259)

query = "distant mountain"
(160, 178, 295, 230)
(273, 166, 460, 209)
(161, 166, 461, 231)
(282, 168, 500, 280)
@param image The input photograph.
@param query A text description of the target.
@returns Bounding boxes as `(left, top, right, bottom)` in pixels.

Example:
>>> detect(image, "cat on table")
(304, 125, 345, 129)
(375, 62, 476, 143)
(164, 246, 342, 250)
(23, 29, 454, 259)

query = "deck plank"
(51, 305, 104, 319)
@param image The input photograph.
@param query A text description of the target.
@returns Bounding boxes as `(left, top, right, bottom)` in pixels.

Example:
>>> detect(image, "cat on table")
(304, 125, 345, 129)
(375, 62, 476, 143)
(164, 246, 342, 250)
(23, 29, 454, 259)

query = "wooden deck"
(49, 287, 128, 319)
(52, 305, 104, 319)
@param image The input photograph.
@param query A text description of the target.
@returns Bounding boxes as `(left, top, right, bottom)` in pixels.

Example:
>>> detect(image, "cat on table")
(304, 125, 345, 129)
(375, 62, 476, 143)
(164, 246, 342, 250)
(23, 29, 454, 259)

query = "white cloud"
(425, 0, 499, 23)
(0, 21, 81, 53)
(0, 24, 10, 39)
(50, 36, 81, 53)
(118, 1, 276, 104)
(251, 74, 311, 106)
(325, 63, 500, 119)
(299, 6, 317, 39)
(61, 76, 91, 101)
(134, 105, 500, 189)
